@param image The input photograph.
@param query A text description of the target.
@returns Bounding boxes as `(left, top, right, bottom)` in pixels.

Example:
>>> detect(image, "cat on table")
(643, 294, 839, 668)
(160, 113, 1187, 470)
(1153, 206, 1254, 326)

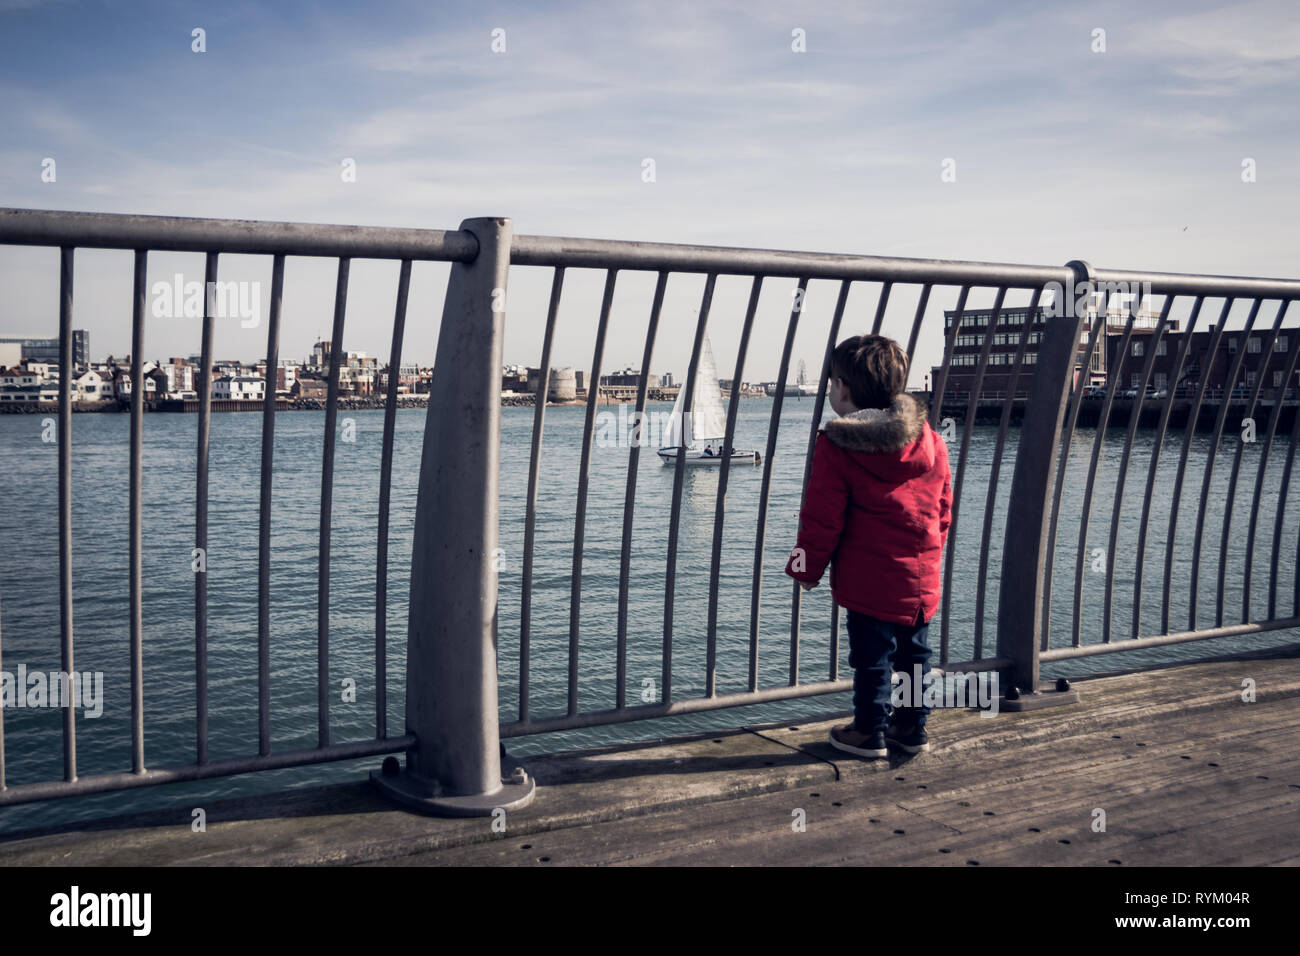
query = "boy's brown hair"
(830, 334, 908, 410)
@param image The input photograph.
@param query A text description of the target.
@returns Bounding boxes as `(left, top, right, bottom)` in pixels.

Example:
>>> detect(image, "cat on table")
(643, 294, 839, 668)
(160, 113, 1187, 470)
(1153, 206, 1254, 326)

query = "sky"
(1, 0, 1298, 383)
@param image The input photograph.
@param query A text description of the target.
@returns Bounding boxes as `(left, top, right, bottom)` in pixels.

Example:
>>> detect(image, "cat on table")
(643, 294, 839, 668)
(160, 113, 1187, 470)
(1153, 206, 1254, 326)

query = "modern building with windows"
(1103, 328, 1300, 398)
(932, 306, 1065, 399)
(0, 329, 89, 368)
(932, 304, 1171, 400)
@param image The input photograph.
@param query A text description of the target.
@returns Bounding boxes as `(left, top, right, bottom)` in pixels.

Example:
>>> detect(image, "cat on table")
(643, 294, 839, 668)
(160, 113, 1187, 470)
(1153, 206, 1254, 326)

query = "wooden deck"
(1, 646, 1297, 866)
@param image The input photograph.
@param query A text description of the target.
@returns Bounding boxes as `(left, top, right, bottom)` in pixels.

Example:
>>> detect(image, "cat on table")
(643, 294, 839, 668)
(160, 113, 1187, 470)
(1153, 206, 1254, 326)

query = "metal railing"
(0, 208, 476, 805)
(3, 208, 1300, 815)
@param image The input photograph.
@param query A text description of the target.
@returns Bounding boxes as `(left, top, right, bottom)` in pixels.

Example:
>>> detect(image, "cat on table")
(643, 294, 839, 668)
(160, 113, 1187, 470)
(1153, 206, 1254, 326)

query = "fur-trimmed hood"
(823, 392, 928, 454)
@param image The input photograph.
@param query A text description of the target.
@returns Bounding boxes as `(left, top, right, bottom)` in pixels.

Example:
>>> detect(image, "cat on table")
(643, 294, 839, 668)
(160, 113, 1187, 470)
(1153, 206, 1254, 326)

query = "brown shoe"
(829, 723, 888, 758)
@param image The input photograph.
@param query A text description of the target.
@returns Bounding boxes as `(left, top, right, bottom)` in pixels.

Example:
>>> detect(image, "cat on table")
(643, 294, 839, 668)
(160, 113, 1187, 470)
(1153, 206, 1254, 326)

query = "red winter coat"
(784, 393, 952, 625)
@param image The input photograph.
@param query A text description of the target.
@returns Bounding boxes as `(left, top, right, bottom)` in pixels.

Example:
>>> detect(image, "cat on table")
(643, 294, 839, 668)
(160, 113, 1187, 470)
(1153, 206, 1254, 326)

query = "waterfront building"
(932, 302, 1167, 400)
(72, 368, 108, 401)
(0, 365, 60, 402)
(1102, 328, 1300, 399)
(310, 340, 332, 370)
(164, 358, 195, 395)
(212, 375, 266, 400)
(0, 366, 40, 389)
(340, 352, 377, 396)
(255, 360, 299, 395)
(601, 368, 660, 389)
(381, 363, 422, 394)
(526, 367, 578, 401)
(0, 329, 89, 368)
(109, 363, 167, 401)
(292, 374, 329, 400)
(501, 365, 531, 394)
(24, 361, 56, 382)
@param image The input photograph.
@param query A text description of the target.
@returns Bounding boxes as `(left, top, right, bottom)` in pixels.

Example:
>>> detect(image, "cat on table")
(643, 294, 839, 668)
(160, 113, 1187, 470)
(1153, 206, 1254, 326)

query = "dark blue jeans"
(846, 609, 932, 734)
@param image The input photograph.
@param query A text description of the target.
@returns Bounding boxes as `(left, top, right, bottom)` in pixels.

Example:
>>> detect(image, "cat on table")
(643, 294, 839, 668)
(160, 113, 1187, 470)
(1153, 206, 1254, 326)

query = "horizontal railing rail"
(0, 207, 478, 260)
(3, 207, 1300, 815)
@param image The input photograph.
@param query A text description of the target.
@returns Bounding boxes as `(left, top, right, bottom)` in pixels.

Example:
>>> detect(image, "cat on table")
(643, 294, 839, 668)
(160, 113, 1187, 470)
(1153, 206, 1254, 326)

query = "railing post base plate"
(370, 761, 536, 818)
(999, 680, 1080, 712)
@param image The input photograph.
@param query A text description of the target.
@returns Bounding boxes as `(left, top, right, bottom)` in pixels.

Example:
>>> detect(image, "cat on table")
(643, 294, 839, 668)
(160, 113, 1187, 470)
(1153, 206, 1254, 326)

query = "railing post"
(371, 216, 535, 816)
(996, 261, 1093, 697)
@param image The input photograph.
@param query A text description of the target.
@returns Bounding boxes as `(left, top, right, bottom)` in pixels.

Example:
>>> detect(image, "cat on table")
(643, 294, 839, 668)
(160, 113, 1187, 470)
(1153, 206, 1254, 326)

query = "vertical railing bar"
(195, 251, 217, 766)
(1072, 292, 1133, 649)
(1132, 296, 1204, 636)
(520, 267, 565, 722)
(828, 604, 841, 682)
(929, 286, 971, 422)
(1217, 300, 1289, 625)
(790, 280, 851, 684)
(1291, 413, 1300, 617)
(1247, 303, 1300, 622)
(1102, 295, 1175, 643)
(973, 288, 1041, 658)
(897, 282, 935, 668)
(1189, 298, 1263, 631)
(0, 600, 5, 791)
(256, 254, 285, 755)
(1040, 297, 1106, 651)
(1270, 341, 1300, 617)
(129, 250, 146, 774)
(374, 258, 411, 740)
(1162, 298, 1236, 634)
(931, 285, 971, 663)
(317, 257, 350, 748)
(705, 276, 763, 698)
(1294, 433, 1300, 616)
(616, 271, 668, 710)
(749, 277, 807, 691)
(903, 285, 932, 373)
(664, 274, 716, 699)
(570, 270, 619, 716)
(941, 287, 1003, 663)
(869, 281, 892, 336)
(58, 246, 76, 783)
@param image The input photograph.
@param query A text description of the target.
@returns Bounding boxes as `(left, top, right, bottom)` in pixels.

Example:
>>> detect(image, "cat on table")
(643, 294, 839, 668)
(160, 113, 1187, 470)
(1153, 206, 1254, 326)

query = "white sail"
(692, 337, 729, 441)
(662, 335, 728, 448)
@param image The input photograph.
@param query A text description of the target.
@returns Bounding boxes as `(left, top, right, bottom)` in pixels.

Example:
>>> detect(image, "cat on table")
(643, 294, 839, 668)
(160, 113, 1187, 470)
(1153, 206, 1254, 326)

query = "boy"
(785, 334, 952, 758)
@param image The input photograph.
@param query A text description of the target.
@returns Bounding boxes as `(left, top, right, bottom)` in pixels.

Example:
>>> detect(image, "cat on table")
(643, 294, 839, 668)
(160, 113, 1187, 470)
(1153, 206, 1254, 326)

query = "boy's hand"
(798, 579, 818, 591)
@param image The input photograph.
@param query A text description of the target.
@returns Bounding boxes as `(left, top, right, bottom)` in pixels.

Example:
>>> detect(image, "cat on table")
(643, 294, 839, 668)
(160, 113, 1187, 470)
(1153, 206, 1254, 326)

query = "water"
(1, 399, 1298, 834)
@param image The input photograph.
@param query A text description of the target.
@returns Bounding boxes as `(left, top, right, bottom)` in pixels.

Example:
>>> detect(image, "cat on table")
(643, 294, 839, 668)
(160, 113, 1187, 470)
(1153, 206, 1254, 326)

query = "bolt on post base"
(370, 758, 536, 817)
(999, 678, 1080, 712)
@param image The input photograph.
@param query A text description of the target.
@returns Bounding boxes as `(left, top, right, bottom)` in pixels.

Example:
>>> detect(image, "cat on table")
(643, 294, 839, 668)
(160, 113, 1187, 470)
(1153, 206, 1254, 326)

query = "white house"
(164, 362, 194, 395)
(73, 368, 109, 402)
(212, 375, 266, 400)
(0, 366, 39, 389)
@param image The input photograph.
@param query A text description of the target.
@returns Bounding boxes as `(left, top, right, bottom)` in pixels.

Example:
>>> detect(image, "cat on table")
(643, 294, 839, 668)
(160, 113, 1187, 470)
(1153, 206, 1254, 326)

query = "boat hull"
(657, 447, 760, 465)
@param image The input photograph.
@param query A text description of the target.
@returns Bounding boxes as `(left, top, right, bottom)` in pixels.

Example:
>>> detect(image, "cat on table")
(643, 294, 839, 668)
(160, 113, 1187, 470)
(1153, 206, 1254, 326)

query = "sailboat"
(657, 336, 760, 466)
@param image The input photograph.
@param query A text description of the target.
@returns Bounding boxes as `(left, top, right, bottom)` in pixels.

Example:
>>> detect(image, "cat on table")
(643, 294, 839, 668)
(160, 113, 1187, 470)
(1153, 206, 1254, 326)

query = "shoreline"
(0, 394, 681, 414)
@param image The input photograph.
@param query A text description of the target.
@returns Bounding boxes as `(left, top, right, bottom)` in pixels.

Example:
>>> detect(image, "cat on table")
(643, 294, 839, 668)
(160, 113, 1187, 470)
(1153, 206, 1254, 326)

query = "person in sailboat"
(784, 334, 952, 760)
